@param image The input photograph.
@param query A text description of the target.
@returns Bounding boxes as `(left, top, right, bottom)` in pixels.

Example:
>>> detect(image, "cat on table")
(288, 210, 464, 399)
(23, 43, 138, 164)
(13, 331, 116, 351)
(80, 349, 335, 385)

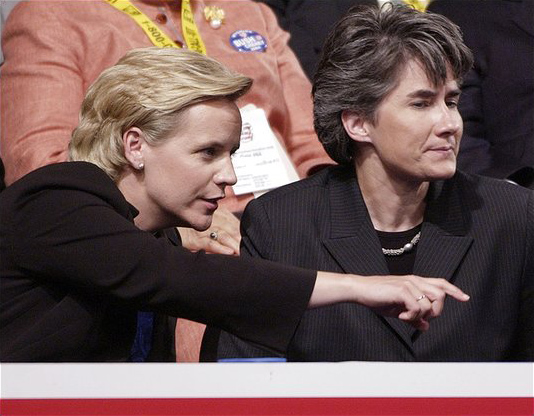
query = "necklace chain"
(382, 231, 421, 256)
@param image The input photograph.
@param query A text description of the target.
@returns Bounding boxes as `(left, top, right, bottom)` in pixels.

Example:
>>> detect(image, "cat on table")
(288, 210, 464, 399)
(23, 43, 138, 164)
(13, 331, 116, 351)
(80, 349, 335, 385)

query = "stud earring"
(138, 163, 144, 170)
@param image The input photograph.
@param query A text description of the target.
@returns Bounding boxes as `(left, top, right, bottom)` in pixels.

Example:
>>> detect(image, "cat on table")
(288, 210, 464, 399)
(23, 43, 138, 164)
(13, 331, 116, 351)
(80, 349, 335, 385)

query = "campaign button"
(230, 30, 267, 52)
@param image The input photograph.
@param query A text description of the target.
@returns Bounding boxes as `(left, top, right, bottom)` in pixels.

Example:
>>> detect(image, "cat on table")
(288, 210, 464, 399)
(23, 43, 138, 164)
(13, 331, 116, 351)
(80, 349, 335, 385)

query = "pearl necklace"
(382, 231, 421, 256)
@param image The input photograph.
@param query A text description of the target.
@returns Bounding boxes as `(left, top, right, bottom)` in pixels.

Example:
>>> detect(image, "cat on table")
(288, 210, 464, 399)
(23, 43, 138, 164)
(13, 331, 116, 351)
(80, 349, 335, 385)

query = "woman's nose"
(435, 106, 462, 138)
(214, 157, 238, 187)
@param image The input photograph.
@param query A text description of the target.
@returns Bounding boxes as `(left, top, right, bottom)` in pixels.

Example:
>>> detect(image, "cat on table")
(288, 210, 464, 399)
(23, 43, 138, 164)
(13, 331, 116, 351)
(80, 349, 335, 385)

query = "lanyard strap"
(402, 0, 431, 12)
(106, 0, 207, 55)
(180, 0, 207, 54)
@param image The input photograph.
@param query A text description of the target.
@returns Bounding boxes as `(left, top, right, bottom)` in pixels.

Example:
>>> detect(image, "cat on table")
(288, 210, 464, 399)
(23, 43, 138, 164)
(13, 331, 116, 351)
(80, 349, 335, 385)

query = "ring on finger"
(209, 231, 218, 241)
(416, 294, 426, 302)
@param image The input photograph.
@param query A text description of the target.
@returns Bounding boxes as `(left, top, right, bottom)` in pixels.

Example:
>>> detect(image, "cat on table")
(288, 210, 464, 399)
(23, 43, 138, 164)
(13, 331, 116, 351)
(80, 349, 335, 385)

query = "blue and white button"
(230, 30, 267, 52)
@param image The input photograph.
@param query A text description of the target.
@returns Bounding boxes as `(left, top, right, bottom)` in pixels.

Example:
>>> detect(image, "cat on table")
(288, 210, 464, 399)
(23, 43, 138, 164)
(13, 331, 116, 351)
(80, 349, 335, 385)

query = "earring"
(138, 163, 144, 170)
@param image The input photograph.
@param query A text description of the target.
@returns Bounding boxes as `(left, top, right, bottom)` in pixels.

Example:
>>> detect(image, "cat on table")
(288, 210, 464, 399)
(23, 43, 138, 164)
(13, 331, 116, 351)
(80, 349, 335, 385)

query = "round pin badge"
(230, 30, 267, 52)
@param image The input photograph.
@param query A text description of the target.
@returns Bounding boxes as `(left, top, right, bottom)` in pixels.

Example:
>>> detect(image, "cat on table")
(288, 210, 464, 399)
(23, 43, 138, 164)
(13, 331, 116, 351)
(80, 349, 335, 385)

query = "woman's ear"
(341, 110, 372, 144)
(123, 127, 146, 171)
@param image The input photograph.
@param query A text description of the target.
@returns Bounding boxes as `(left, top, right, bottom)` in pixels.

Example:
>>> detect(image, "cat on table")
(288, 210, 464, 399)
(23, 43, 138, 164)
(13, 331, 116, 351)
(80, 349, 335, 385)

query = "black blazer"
(428, 0, 534, 180)
(0, 162, 316, 361)
(214, 166, 534, 361)
(257, 0, 376, 79)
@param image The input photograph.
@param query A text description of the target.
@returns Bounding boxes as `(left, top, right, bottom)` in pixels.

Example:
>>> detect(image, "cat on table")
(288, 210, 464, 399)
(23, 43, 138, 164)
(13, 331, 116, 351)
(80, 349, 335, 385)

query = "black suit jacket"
(257, 0, 376, 79)
(428, 0, 534, 180)
(214, 166, 534, 361)
(0, 162, 316, 361)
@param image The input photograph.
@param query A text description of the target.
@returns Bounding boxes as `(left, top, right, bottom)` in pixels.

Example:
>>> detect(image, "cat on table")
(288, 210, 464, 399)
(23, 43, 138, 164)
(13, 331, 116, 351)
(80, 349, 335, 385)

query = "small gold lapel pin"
(204, 5, 225, 29)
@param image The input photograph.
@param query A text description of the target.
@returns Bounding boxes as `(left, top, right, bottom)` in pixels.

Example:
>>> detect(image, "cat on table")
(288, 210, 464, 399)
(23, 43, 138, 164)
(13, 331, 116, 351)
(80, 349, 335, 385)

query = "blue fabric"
(129, 311, 154, 362)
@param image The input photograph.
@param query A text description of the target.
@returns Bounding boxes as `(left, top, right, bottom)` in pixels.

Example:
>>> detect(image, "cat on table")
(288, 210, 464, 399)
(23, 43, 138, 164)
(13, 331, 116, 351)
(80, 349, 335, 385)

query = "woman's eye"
(202, 147, 216, 157)
(446, 100, 459, 109)
(411, 101, 429, 109)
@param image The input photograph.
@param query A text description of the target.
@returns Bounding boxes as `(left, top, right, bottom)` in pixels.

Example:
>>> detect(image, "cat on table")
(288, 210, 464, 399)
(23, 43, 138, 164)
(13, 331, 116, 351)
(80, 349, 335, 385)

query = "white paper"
(231, 105, 299, 196)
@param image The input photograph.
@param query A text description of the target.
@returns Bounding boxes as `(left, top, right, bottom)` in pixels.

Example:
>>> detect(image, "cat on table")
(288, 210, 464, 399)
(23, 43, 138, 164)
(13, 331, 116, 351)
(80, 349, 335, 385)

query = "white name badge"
(231, 105, 300, 196)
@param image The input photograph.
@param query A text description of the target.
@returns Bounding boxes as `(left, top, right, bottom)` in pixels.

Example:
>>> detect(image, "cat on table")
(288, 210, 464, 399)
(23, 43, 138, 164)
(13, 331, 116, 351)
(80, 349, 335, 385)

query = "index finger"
(424, 277, 470, 302)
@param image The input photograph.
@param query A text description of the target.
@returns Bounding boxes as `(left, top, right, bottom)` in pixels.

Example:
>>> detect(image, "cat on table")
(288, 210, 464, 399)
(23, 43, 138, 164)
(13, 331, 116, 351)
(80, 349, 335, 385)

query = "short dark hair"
(312, 4, 473, 165)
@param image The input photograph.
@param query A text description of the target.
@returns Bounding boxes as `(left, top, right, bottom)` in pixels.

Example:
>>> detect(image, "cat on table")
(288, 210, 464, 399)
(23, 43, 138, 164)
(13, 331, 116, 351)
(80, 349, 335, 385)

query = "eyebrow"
(197, 138, 240, 152)
(447, 89, 462, 98)
(407, 88, 462, 99)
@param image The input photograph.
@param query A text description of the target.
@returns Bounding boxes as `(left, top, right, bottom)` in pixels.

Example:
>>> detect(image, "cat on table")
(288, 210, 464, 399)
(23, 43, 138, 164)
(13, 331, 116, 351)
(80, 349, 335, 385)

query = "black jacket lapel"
(415, 177, 473, 281)
(322, 170, 389, 276)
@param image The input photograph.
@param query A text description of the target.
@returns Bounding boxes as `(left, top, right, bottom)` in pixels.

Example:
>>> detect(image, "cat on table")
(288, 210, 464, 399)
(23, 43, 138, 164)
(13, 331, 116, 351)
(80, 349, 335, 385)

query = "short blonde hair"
(69, 47, 252, 181)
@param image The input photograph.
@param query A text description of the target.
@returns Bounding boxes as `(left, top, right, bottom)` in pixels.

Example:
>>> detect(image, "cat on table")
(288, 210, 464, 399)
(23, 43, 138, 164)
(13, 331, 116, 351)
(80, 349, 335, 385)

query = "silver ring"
(209, 231, 218, 241)
(416, 294, 426, 302)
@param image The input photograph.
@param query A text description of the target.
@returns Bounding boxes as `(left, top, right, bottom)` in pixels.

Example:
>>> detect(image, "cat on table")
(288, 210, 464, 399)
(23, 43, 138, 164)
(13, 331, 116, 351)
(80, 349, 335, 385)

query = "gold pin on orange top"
(203, 5, 225, 29)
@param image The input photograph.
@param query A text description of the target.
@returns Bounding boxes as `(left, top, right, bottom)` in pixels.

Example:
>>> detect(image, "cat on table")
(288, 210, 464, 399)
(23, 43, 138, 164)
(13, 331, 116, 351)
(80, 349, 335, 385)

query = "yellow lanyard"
(106, 0, 207, 55)
(402, 0, 431, 12)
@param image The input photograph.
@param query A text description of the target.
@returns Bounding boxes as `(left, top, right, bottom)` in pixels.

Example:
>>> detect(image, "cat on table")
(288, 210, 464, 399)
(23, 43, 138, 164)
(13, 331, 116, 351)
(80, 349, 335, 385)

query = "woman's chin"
(189, 216, 213, 232)
(426, 161, 457, 181)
